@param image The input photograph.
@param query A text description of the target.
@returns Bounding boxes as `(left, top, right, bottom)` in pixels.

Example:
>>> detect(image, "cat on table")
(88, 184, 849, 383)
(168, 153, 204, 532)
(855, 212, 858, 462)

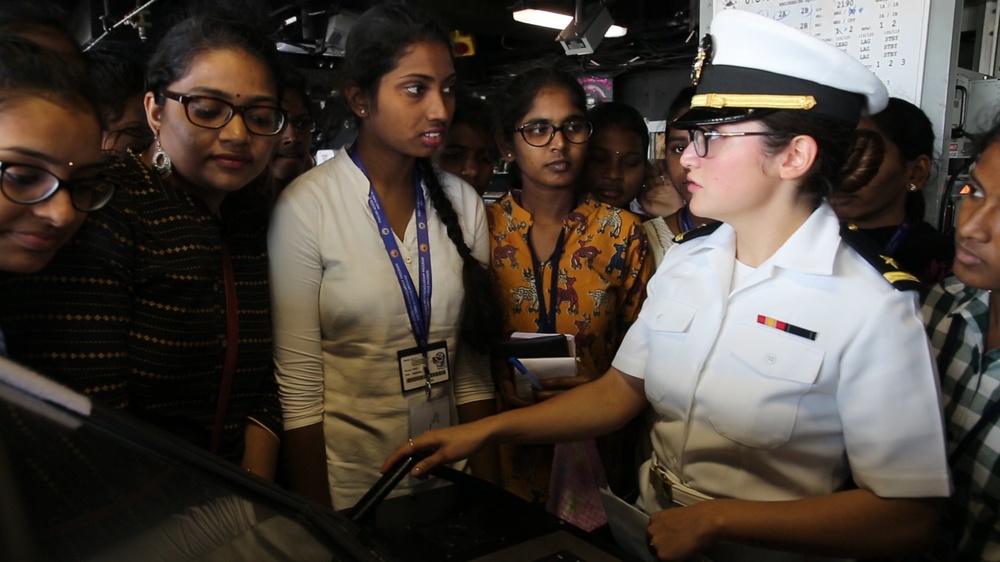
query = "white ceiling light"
(512, 8, 627, 38)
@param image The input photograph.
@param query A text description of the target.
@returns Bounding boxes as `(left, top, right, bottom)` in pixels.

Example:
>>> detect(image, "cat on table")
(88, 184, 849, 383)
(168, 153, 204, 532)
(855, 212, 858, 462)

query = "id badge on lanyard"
(349, 148, 452, 431)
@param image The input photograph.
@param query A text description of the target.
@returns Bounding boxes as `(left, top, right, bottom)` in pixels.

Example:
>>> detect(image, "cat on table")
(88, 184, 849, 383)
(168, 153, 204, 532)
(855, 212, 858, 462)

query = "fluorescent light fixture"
(513, 8, 627, 37)
(606, 25, 627, 38)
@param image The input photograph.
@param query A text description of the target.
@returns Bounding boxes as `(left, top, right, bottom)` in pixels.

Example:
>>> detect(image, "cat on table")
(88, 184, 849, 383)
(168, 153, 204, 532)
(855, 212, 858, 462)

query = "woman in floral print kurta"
(490, 195, 648, 377)
(487, 67, 651, 530)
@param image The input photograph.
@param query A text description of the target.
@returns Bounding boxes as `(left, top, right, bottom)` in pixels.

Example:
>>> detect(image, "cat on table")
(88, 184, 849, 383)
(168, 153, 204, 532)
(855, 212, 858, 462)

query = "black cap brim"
(670, 107, 778, 129)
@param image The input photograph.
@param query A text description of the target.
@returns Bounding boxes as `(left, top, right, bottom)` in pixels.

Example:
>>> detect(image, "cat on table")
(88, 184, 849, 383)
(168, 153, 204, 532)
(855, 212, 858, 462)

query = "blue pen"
(507, 357, 544, 390)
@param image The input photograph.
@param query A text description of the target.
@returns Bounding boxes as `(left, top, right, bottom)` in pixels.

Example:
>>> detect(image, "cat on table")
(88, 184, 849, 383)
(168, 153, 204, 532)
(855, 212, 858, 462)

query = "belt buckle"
(649, 465, 673, 504)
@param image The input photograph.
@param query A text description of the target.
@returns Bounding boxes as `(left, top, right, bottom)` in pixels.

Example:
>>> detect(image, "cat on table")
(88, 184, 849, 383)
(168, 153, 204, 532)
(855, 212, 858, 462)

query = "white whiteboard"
(712, 0, 930, 103)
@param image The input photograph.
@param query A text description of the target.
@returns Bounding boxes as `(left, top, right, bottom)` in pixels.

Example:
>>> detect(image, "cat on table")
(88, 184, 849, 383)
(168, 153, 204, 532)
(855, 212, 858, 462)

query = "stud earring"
(908, 183, 918, 192)
(151, 136, 172, 180)
(359, 108, 366, 115)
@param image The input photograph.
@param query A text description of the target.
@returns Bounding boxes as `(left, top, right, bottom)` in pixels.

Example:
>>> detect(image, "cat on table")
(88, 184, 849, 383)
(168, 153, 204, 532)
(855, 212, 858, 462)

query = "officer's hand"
(647, 502, 720, 561)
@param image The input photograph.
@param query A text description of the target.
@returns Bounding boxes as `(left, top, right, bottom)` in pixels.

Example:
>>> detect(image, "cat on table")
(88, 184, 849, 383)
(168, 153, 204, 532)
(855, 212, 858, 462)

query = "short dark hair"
(972, 112, 1000, 167)
(588, 101, 649, 155)
(147, 15, 283, 104)
(452, 94, 494, 136)
(84, 47, 147, 124)
(282, 67, 311, 109)
(0, 35, 98, 119)
(667, 86, 696, 123)
(0, 2, 79, 56)
(869, 97, 935, 162)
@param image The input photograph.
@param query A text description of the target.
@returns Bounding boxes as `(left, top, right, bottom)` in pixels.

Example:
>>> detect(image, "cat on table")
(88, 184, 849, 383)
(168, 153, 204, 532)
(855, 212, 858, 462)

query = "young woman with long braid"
(268, 3, 501, 509)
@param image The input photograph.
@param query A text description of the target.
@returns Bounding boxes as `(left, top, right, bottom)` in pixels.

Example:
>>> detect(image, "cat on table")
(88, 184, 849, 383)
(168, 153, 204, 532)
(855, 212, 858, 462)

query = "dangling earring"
(908, 183, 917, 192)
(151, 136, 172, 180)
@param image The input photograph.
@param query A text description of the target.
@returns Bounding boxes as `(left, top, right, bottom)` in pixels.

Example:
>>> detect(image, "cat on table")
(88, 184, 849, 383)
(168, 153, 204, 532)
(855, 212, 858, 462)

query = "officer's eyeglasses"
(0, 161, 116, 212)
(161, 90, 286, 136)
(516, 118, 593, 147)
(687, 128, 787, 158)
(288, 119, 317, 134)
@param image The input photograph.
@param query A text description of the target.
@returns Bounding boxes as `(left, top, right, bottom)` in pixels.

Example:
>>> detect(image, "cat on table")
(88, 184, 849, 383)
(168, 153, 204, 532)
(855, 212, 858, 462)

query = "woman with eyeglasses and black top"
(0, 15, 286, 479)
(486, 67, 651, 531)
(388, 11, 949, 560)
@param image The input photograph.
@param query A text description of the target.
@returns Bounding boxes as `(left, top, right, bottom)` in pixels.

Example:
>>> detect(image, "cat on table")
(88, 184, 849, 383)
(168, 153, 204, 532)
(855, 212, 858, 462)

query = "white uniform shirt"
(614, 204, 951, 505)
(269, 152, 494, 508)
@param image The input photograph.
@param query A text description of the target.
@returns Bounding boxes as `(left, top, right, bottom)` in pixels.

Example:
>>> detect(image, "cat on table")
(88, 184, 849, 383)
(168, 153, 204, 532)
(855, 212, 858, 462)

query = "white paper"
(516, 357, 577, 380)
(512, 357, 578, 402)
(598, 487, 656, 562)
(509, 333, 577, 402)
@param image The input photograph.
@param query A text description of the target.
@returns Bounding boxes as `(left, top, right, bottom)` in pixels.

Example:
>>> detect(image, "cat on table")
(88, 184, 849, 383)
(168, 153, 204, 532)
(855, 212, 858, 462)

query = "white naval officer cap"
(672, 9, 889, 129)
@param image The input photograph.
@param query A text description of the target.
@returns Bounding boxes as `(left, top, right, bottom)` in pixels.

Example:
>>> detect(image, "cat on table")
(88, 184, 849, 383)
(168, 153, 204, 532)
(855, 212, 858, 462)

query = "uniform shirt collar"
(685, 203, 840, 276)
(770, 203, 841, 275)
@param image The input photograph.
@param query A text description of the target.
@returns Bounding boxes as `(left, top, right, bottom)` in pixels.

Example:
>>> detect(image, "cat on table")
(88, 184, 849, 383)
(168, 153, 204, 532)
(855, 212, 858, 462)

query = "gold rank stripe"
(692, 93, 817, 111)
(884, 271, 919, 284)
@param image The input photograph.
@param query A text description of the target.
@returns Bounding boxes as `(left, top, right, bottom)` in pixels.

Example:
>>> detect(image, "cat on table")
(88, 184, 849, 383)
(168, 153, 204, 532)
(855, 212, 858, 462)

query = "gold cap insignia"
(691, 34, 713, 86)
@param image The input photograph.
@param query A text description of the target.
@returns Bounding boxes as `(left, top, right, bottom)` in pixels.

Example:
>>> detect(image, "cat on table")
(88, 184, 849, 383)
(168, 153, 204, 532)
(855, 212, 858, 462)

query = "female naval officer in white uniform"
(387, 10, 951, 561)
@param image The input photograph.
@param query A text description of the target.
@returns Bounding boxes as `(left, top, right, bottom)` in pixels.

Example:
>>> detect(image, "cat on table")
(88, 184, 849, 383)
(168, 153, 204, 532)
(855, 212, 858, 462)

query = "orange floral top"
(488, 192, 652, 506)
(488, 191, 651, 378)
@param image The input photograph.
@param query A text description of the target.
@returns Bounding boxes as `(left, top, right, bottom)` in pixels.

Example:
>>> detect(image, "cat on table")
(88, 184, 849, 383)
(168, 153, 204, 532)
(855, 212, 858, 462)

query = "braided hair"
(344, 3, 502, 351)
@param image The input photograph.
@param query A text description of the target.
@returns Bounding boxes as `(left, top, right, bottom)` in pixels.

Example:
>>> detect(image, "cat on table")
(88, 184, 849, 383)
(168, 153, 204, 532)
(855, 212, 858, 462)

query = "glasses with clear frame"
(161, 91, 286, 136)
(0, 161, 116, 212)
(515, 118, 593, 147)
(687, 128, 788, 158)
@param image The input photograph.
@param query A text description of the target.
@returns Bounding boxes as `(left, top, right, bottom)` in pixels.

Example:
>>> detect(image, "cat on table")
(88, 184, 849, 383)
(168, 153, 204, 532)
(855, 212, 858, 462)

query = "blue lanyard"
(349, 148, 432, 349)
(679, 206, 694, 232)
(528, 228, 566, 334)
(884, 216, 912, 257)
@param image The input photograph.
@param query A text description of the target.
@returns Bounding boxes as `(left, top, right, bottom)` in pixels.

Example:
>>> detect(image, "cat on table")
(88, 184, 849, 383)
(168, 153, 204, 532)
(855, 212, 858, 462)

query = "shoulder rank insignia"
(674, 221, 722, 244)
(840, 222, 924, 292)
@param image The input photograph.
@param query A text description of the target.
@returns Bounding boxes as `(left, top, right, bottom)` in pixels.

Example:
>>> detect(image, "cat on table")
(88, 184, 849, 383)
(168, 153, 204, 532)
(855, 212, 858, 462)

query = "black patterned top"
(0, 150, 281, 462)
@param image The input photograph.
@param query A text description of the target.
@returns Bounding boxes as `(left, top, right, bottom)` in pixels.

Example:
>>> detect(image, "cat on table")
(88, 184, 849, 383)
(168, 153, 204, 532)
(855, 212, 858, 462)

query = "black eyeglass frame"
(0, 160, 116, 212)
(287, 118, 318, 134)
(161, 90, 287, 136)
(515, 118, 594, 147)
(687, 128, 789, 158)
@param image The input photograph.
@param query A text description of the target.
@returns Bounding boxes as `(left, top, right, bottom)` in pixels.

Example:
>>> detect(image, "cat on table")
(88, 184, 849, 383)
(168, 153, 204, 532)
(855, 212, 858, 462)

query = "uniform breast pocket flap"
(730, 324, 823, 385)
(648, 298, 698, 334)
(704, 323, 825, 449)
